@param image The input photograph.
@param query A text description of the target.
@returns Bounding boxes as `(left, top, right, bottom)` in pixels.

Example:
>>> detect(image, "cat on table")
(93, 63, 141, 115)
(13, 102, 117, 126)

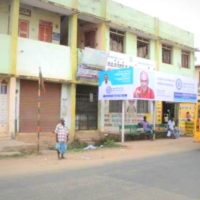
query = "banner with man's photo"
(98, 67, 197, 103)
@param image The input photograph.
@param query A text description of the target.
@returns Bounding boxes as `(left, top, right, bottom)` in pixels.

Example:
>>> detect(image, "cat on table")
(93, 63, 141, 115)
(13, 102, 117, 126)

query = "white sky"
(114, 0, 200, 64)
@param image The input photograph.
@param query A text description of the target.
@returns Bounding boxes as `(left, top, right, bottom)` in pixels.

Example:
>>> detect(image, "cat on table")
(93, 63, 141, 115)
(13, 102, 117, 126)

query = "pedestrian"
(167, 117, 179, 139)
(54, 119, 69, 159)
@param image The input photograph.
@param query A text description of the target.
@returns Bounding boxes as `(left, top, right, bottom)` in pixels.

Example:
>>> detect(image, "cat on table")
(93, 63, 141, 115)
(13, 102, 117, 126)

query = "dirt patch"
(0, 137, 199, 178)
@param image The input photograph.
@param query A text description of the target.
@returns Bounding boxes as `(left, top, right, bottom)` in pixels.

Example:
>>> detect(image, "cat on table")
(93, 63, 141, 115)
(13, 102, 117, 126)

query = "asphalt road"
(1, 149, 200, 200)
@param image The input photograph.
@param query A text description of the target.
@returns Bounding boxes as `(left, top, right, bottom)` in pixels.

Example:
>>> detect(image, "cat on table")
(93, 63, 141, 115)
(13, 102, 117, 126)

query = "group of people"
(54, 111, 191, 159)
(138, 116, 180, 140)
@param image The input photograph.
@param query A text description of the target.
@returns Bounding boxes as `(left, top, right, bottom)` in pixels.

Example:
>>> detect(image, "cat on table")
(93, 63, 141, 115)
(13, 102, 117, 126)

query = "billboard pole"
(152, 101, 156, 140)
(37, 67, 41, 153)
(121, 100, 125, 143)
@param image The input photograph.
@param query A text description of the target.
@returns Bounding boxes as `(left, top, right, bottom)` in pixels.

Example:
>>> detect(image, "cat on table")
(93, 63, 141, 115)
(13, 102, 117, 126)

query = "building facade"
(0, 0, 196, 140)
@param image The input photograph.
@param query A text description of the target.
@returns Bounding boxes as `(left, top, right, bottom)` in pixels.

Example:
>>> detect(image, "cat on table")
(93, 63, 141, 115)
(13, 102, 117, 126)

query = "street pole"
(37, 67, 41, 153)
(121, 100, 125, 143)
(153, 101, 156, 140)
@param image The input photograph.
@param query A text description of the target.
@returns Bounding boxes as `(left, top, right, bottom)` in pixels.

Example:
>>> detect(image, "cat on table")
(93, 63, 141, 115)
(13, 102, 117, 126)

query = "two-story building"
(0, 0, 196, 140)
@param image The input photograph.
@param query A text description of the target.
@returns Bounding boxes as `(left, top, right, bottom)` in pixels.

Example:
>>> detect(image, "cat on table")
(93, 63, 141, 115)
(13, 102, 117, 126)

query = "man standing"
(55, 119, 69, 159)
(133, 71, 154, 99)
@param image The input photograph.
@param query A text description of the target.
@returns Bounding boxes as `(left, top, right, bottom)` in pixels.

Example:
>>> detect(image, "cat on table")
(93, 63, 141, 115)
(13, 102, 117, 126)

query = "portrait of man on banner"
(101, 74, 112, 95)
(133, 70, 155, 99)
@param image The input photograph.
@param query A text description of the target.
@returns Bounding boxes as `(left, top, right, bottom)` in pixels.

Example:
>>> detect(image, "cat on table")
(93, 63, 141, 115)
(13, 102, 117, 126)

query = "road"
(0, 148, 200, 200)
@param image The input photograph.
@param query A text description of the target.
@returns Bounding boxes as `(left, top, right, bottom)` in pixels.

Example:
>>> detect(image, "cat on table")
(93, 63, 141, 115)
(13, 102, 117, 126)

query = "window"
(0, 80, 7, 94)
(162, 44, 172, 64)
(137, 100, 149, 113)
(110, 29, 124, 53)
(137, 37, 150, 58)
(19, 20, 29, 38)
(39, 20, 52, 42)
(182, 50, 190, 68)
(109, 100, 122, 113)
(84, 30, 96, 48)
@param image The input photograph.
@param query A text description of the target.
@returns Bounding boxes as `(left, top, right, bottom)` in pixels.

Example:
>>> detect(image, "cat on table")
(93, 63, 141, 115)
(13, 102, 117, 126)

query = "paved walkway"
(0, 139, 31, 151)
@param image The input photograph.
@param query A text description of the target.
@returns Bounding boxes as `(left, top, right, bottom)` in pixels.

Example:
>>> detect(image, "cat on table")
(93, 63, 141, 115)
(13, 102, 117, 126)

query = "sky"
(114, 0, 200, 64)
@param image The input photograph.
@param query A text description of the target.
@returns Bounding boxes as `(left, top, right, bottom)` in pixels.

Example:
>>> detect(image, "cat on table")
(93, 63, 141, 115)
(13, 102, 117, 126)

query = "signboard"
(77, 64, 99, 80)
(80, 47, 108, 69)
(178, 103, 195, 134)
(156, 101, 163, 124)
(98, 68, 197, 103)
(106, 51, 156, 70)
(98, 68, 133, 100)
(155, 72, 197, 103)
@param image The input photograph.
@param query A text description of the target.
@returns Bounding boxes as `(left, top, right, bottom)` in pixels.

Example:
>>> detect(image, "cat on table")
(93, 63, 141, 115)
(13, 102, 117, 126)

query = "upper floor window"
(84, 30, 96, 48)
(110, 29, 124, 53)
(181, 50, 190, 68)
(19, 19, 29, 38)
(137, 37, 150, 59)
(162, 44, 172, 64)
(39, 20, 52, 43)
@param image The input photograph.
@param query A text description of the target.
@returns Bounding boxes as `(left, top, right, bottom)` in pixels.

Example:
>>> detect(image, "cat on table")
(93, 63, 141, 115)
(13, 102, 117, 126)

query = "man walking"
(55, 119, 69, 159)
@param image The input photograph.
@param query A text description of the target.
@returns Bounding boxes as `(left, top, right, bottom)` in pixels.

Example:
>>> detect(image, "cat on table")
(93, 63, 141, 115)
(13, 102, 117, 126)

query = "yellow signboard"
(179, 103, 195, 135)
(156, 101, 162, 124)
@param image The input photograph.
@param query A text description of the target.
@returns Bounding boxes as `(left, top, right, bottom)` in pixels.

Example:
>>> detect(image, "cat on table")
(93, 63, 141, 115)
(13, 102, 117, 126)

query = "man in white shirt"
(99, 74, 112, 99)
(167, 117, 179, 138)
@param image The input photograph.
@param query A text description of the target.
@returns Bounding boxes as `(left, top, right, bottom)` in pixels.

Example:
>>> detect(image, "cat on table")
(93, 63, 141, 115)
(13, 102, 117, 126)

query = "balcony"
(77, 48, 107, 82)
(17, 38, 71, 81)
(21, 0, 75, 16)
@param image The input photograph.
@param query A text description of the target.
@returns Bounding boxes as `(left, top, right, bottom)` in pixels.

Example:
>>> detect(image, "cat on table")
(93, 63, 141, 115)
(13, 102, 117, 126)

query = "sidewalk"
(0, 139, 35, 156)
(0, 137, 199, 178)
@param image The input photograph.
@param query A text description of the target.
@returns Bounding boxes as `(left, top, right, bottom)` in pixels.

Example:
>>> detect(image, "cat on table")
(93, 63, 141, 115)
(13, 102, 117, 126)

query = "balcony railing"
(17, 38, 71, 81)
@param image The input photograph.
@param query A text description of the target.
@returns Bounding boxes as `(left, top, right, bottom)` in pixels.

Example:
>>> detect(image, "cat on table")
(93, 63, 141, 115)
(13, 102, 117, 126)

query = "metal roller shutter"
(20, 80, 61, 132)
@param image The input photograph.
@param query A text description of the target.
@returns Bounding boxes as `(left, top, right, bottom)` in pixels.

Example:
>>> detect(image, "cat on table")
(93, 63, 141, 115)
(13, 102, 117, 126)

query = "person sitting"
(138, 116, 153, 139)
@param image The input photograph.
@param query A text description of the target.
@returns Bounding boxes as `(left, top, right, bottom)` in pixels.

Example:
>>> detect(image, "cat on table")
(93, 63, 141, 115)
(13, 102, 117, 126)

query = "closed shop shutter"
(20, 80, 61, 132)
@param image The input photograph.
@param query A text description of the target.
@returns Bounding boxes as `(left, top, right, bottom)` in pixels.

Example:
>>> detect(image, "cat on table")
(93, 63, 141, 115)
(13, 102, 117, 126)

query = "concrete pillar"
(9, 0, 20, 75)
(8, 77, 16, 138)
(97, 22, 109, 132)
(8, 0, 19, 138)
(155, 18, 161, 71)
(68, 14, 78, 141)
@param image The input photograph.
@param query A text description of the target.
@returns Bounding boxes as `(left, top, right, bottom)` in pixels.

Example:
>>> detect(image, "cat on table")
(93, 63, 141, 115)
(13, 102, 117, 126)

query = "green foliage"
(68, 139, 88, 151)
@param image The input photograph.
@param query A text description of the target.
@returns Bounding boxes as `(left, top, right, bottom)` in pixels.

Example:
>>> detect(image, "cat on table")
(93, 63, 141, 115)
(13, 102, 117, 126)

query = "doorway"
(76, 85, 98, 130)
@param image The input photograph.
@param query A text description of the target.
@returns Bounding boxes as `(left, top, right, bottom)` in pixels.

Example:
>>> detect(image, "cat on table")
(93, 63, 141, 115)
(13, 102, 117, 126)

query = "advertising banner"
(98, 68, 197, 103)
(80, 47, 108, 69)
(98, 68, 133, 100)
(106, 51, 155, 70)
(155, 72, 197, 103)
